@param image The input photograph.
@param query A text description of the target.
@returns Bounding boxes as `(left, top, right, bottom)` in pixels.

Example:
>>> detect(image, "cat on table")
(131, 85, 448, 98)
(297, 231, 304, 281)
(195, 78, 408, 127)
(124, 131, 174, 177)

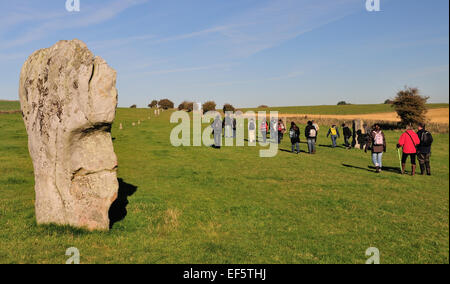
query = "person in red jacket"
(397, 124, 421, 175)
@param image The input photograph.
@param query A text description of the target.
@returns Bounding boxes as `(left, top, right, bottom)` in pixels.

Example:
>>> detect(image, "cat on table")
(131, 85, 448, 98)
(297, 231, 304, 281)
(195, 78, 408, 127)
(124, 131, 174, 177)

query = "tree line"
(135, 86, 430, 126)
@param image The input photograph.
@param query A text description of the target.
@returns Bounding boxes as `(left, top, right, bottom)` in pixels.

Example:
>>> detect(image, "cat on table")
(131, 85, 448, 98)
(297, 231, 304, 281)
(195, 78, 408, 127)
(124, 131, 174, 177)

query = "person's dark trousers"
(402, 153, 417, 176)
(418, 152, 431, 175)
(278, 131, 283, 144)
(344, 136, 350, 148)
(291, 142, 299, 154)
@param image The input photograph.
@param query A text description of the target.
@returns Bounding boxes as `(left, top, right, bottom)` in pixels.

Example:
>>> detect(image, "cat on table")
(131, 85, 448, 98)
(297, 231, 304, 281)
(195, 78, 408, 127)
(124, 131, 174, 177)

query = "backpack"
(374, 131, 383, 145)
(289, 128, 298, 139)
(330, 127, 337, 136)
(309, 128, 317, 137)
(213, 119, 221, 129)
(421, 131, 433, 146)
(249, 121, 255, 130)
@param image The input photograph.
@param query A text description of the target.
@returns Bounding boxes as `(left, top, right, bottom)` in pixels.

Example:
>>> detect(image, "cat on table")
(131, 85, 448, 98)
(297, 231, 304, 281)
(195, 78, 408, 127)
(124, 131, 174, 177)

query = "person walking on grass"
(312, 120, 319, 142)
(277, 119, 286, 144)
(397, 124, 420, 175)
(327, 124, 340, 148)
(366, 124, 386, 173)
(212, 115, 223, 148)
(289, 122, 300, 154)
(342, 123, 352, 149)
(305, 121, 317, 154)
(260, 119, 268, 143)
(232, 116, 237, 138)
(270, 118, 277, 142)
(248, 118, 256, 143)
(224, 113, 232, 138)
(416, 123, 433, 176)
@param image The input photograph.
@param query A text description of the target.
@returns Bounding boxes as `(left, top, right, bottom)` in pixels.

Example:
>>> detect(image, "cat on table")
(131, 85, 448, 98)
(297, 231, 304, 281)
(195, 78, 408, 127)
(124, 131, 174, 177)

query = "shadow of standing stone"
(108, 178, 138, 229)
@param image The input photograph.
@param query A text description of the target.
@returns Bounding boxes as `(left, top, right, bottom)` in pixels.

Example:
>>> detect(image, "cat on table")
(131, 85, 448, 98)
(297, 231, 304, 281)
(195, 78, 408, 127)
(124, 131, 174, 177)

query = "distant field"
(0, 100, 20, 111)
(242, 103, 449, 115)
(2, 101, 448, 115)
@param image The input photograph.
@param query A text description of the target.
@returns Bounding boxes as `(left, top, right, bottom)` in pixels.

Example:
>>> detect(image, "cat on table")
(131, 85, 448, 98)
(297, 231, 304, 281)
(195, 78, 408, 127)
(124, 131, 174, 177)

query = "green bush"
(393, 86, 429, 126)
(158, 99, 174, 110)
(178, 101, 194, 112)
(202, 101, 216, 114)
(148, 100, 158, 108)
(223, 103, 235, 113)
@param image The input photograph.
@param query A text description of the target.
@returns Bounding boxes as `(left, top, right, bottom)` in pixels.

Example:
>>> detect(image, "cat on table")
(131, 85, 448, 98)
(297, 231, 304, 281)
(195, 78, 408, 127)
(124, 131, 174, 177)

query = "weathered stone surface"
(19, 39, 118, 230)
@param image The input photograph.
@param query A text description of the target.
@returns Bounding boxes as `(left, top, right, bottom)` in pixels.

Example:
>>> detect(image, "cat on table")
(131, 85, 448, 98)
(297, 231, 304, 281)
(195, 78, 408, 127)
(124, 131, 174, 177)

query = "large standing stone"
(19, 39, 118, 231)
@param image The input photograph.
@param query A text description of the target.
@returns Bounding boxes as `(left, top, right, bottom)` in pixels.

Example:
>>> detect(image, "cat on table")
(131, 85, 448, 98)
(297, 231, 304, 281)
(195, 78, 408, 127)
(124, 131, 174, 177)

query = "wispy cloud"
(80, 0, 361, 58)
(0, 0, 149, 50)
(140, 63, 233, 76)
(0, 52, 29, 63)
(407, 64, 449, 78)
(208, 0, 361, 57)
(201, 70, 304, 87)
(88, 34, 156, 50)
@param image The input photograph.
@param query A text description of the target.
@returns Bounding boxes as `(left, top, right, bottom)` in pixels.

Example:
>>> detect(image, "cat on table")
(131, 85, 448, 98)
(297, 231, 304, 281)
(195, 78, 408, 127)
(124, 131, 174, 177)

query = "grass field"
(0, 103, 448, 264)
(242, 103, 449, 115)
(0, 100, 21, 111)
(1, 100, 448, 114)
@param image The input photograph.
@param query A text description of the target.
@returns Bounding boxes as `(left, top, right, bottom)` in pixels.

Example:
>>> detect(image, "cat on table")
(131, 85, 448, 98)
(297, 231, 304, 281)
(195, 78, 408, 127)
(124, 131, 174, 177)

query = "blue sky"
(0, 0, 448, 108)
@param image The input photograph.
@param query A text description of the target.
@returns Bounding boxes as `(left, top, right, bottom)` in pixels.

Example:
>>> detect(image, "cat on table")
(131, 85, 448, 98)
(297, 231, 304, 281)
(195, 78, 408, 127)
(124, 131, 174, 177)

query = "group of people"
(247, 118, 288, 144)
(285, 120, 434, 176)
(289, 121, 319, 154)
(397, 123, 433, 176)
(213, 115, 434, 176)
(364, 122, 433, 175)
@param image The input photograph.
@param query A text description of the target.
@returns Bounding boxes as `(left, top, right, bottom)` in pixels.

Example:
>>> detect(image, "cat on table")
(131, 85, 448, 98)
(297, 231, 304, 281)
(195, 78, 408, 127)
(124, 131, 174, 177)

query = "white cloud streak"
(0, 0, 149, 50)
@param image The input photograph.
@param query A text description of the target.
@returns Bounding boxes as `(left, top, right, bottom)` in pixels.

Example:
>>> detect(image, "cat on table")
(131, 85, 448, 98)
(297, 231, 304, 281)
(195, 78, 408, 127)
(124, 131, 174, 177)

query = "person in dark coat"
(416, 123, 433, 175)
(212, 115, 222, 148)
(305, 121, 317, 154)
(342, 123, 352, 149)
(289, 122, 300, 154)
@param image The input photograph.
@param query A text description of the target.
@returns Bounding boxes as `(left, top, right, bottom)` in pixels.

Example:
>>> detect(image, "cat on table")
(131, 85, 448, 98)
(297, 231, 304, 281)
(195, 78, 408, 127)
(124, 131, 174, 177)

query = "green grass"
(0, 100, 21, 111)
(0, 106, 448, 264)
(242, 103, 449, 115)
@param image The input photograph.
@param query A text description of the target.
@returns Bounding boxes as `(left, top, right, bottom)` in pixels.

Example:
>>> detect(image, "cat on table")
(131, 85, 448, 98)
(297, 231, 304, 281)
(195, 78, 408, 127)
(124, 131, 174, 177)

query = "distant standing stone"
(18, 39, 119, 231)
